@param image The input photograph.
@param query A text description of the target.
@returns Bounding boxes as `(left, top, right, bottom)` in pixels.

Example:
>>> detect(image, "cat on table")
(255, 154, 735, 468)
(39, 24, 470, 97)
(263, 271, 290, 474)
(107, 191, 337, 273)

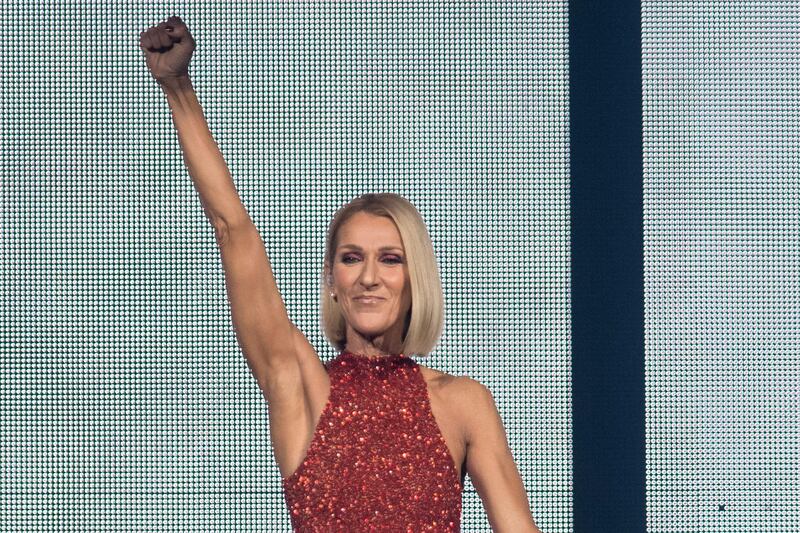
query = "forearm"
(160, 75, 251, 231)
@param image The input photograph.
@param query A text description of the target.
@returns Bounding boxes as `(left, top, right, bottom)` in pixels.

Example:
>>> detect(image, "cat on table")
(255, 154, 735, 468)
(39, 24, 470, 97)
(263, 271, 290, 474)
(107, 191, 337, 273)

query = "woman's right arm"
(140, 17, 301, 393)
(159, 75, 249, 235)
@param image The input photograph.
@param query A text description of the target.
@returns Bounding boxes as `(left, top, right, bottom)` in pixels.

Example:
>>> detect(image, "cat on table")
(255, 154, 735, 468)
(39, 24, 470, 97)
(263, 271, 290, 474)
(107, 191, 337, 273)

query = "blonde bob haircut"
(321, 193, 444, 358)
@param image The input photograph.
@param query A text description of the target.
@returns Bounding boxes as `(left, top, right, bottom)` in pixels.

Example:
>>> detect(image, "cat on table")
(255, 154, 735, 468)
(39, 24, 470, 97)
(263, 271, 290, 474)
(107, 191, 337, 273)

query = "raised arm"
(139, 16, 302, 393)
(159, 75, 246, 234)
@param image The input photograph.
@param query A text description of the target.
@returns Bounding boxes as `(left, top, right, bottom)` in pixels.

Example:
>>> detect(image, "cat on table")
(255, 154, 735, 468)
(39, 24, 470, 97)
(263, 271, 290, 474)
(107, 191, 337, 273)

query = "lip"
(354, 297, 384, 303)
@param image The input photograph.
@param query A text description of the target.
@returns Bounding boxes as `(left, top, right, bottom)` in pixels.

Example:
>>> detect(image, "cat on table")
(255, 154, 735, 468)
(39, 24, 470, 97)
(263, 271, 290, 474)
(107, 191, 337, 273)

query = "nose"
(358, 256, 379, 287)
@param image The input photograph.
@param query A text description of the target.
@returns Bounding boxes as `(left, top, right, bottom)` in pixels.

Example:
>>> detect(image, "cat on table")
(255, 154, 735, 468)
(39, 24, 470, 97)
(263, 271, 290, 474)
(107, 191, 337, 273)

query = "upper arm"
(214, 220, 298, 393)
(214, 219, 331, 480)
(459, 379, 542, 533)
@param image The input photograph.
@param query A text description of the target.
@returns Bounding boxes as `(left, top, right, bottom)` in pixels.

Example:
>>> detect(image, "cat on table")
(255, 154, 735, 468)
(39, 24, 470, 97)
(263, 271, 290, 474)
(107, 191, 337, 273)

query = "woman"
(139, 16, 541, 532)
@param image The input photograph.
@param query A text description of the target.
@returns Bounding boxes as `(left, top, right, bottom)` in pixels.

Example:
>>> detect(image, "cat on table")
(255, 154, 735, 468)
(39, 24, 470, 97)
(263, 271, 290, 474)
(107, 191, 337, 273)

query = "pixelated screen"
(1, 2, 569, 530)
(643, 1, 800, 530)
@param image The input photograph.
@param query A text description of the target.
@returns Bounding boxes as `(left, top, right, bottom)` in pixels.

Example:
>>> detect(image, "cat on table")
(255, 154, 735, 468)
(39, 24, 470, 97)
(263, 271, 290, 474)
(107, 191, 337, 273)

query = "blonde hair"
(321, 193, 444, 358)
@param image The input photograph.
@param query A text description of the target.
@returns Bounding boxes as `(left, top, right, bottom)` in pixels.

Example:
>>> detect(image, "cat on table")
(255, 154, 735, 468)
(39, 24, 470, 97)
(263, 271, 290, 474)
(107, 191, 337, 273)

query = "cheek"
(333, 268, 355, 284)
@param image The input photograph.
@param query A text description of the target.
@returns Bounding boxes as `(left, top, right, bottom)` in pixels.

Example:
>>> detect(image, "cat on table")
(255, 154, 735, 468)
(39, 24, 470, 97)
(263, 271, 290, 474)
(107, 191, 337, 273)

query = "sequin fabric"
(281, 350, 462, 532)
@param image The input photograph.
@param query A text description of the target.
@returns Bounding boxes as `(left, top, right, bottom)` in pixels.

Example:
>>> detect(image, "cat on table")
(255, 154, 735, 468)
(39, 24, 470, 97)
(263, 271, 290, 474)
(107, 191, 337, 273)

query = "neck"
(343, 352, 404, 363)
(343, 336, 403, 358)
(344, 349, 403, 358)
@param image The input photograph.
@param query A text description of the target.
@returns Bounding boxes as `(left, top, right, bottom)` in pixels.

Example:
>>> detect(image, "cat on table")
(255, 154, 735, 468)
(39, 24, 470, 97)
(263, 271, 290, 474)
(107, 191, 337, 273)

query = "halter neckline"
(340, 350, 407, 361)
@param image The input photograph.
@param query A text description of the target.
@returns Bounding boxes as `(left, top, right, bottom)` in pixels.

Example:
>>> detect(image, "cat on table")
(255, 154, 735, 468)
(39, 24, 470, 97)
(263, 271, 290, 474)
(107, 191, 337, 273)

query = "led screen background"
(642, 2, 800, 530)
(1, 2, 570, 531)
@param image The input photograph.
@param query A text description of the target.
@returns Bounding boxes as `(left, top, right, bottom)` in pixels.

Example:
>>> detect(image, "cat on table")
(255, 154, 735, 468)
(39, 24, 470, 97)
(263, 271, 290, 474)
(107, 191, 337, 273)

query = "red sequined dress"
(281, 350, 463, 532)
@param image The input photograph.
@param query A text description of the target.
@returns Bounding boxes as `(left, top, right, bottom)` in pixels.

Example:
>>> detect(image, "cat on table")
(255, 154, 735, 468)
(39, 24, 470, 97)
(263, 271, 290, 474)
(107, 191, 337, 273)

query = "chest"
(283, 363, 465, 530)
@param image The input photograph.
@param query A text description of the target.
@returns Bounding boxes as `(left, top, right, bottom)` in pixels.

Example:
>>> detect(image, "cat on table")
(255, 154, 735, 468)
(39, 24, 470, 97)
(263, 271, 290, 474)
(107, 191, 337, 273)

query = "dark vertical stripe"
(570, 0, 646, 530)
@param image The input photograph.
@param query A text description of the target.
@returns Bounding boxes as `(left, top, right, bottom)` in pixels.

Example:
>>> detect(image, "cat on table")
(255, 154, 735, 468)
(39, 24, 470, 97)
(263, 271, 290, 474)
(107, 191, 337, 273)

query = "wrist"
(158, 74, 193, 93)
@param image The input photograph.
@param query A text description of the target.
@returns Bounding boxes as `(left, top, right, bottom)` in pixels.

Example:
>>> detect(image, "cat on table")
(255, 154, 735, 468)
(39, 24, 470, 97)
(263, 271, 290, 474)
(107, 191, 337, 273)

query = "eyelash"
(341, 254, 403, 264)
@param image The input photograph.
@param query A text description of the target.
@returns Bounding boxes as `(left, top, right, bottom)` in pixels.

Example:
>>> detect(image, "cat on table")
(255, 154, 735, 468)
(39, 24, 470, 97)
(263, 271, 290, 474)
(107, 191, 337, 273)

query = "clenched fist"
(139, 16, 195, 85)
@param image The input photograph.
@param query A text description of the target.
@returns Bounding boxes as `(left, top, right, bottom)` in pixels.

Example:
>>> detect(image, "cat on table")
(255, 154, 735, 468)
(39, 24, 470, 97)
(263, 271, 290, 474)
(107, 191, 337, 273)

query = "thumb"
(158, 16, 190, 41)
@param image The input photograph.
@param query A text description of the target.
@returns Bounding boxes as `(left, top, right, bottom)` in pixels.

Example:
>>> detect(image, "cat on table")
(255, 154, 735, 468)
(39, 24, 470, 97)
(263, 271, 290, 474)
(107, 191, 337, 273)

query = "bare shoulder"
(416, 363, 485, 403)
(418, 362, 489, 415)
(446, 375, 497, 446)
(416, 362, 459, 387)
(447, 373, 489, 398)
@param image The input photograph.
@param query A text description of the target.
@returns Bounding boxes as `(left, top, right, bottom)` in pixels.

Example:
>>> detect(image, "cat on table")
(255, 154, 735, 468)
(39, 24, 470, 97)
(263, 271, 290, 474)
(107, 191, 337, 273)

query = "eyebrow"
(338, 244, 404, 252)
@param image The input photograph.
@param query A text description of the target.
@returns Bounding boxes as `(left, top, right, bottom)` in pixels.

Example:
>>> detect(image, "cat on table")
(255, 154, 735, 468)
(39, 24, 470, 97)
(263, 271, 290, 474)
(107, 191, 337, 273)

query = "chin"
(355, 325, 390, 335)
(353, 321, 392, 335)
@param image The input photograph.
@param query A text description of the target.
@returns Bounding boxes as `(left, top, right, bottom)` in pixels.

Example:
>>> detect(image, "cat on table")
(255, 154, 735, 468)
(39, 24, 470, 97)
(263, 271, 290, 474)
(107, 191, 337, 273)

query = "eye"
(340, 253, 403, 264)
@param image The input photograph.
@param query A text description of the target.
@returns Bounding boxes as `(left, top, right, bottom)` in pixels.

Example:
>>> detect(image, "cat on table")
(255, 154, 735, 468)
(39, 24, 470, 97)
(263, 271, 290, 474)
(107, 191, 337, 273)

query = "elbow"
(212, 219, 231, 247)
(212, 216, 258, 247)
(220, 211, 257, 237)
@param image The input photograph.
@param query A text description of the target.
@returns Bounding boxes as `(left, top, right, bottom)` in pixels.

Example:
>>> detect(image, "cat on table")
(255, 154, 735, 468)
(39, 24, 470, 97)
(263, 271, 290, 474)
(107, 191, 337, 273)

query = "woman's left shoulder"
(419, 365, 483, 406)
(448, 374, 483, 396)
(417, 363, 457, 386)
(416, 362, 464, 388)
